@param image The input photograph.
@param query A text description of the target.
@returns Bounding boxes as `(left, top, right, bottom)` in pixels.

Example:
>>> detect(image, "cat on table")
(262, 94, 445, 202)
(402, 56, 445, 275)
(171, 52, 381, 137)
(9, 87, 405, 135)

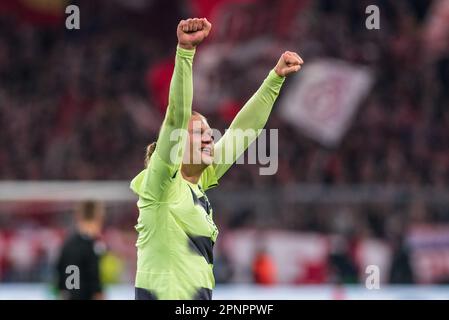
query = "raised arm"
(213, 51, 303, 180)
(157, 18, 212, 166)
(132, 18, 212, 200)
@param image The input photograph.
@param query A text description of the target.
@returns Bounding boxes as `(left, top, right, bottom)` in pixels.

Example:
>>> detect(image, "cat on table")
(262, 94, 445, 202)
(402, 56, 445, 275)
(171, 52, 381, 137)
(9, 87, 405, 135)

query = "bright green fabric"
(213, 69, 285, 179)
(130, 46, 285, 299)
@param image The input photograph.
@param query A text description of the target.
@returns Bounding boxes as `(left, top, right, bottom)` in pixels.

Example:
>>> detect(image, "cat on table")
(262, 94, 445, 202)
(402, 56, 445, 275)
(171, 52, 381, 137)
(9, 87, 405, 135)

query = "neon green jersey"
(130, 46, 285, 300)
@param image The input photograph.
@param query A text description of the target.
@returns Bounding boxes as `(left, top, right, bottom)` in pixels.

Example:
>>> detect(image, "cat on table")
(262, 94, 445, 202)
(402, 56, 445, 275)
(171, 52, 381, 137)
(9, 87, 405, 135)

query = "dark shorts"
(135, 287, 212, 300)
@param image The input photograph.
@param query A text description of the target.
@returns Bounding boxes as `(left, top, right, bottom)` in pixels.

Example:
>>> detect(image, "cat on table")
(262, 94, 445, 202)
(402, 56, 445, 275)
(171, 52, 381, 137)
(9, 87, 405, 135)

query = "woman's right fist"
(177, 18, 212, 50)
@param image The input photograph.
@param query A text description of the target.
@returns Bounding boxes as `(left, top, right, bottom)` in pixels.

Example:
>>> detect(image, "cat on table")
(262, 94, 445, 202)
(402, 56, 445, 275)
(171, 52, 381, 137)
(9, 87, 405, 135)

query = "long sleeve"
(213, 69, 285, 180)
(131, 46, 195, 201)
(156, 46, 195, 166)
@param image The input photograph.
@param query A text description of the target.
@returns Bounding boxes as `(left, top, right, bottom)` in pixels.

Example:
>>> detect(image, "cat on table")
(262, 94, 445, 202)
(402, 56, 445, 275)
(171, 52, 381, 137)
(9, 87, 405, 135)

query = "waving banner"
(279, 59, 373, 147)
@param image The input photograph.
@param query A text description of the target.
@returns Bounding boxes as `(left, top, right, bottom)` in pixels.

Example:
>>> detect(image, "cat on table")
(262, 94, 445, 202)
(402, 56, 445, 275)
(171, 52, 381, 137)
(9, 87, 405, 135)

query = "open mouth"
(201, 147, 212, 156)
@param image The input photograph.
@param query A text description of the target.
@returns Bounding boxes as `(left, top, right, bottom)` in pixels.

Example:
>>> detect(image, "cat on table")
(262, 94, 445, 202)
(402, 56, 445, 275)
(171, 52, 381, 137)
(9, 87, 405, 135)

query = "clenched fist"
(274, 51, 304, 77)
(177, 18, 212, 50)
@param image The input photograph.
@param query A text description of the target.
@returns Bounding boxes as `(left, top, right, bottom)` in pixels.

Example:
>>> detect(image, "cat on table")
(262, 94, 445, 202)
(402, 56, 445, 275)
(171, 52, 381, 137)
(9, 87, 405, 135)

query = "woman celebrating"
(130, 17, 303, 300)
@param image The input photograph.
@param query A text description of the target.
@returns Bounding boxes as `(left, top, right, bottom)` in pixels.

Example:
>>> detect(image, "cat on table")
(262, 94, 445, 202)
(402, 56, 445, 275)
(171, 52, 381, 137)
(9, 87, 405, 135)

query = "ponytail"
(144, 142, 156, 168)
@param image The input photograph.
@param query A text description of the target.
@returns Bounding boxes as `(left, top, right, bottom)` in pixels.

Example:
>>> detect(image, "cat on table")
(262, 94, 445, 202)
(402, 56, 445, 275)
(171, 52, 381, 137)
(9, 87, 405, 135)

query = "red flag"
(0, 0, 67, 27)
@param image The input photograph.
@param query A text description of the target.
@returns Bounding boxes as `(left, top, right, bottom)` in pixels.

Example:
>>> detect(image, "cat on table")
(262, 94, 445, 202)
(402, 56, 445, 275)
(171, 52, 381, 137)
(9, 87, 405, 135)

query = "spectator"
(252, 246, 277, 285)
(55, 201, 105, 300)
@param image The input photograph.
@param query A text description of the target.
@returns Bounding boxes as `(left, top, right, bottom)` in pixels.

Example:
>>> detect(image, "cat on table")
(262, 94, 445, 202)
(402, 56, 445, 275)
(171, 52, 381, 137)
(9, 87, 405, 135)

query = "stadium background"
(0, 0, 449, 299)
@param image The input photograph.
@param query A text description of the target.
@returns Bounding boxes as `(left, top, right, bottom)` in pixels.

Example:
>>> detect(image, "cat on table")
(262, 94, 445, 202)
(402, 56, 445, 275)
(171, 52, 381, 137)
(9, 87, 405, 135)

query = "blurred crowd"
(0, 0, 448, 285)
(0, 0, 447, 184)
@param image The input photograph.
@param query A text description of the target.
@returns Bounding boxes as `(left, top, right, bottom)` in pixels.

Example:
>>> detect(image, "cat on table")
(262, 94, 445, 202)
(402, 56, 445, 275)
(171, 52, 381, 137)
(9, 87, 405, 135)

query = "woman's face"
(183, 113, 214, 166)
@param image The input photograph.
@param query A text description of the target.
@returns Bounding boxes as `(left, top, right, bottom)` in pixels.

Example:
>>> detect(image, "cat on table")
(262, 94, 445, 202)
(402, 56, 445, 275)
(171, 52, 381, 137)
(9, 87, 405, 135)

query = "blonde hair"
(144, 142, 156, 168)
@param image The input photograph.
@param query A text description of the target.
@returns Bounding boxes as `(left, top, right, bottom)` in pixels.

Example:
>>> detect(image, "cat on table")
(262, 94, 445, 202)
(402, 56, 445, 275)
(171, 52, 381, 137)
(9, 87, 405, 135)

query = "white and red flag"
(279, 59, 374, 147)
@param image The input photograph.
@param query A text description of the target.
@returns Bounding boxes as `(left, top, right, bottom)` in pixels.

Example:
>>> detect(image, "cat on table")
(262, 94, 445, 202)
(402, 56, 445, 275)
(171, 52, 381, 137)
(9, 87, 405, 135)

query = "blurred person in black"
(328, 235, 359, 284)
(55, 201, 105, 300)
(388, 238, 415, 284)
